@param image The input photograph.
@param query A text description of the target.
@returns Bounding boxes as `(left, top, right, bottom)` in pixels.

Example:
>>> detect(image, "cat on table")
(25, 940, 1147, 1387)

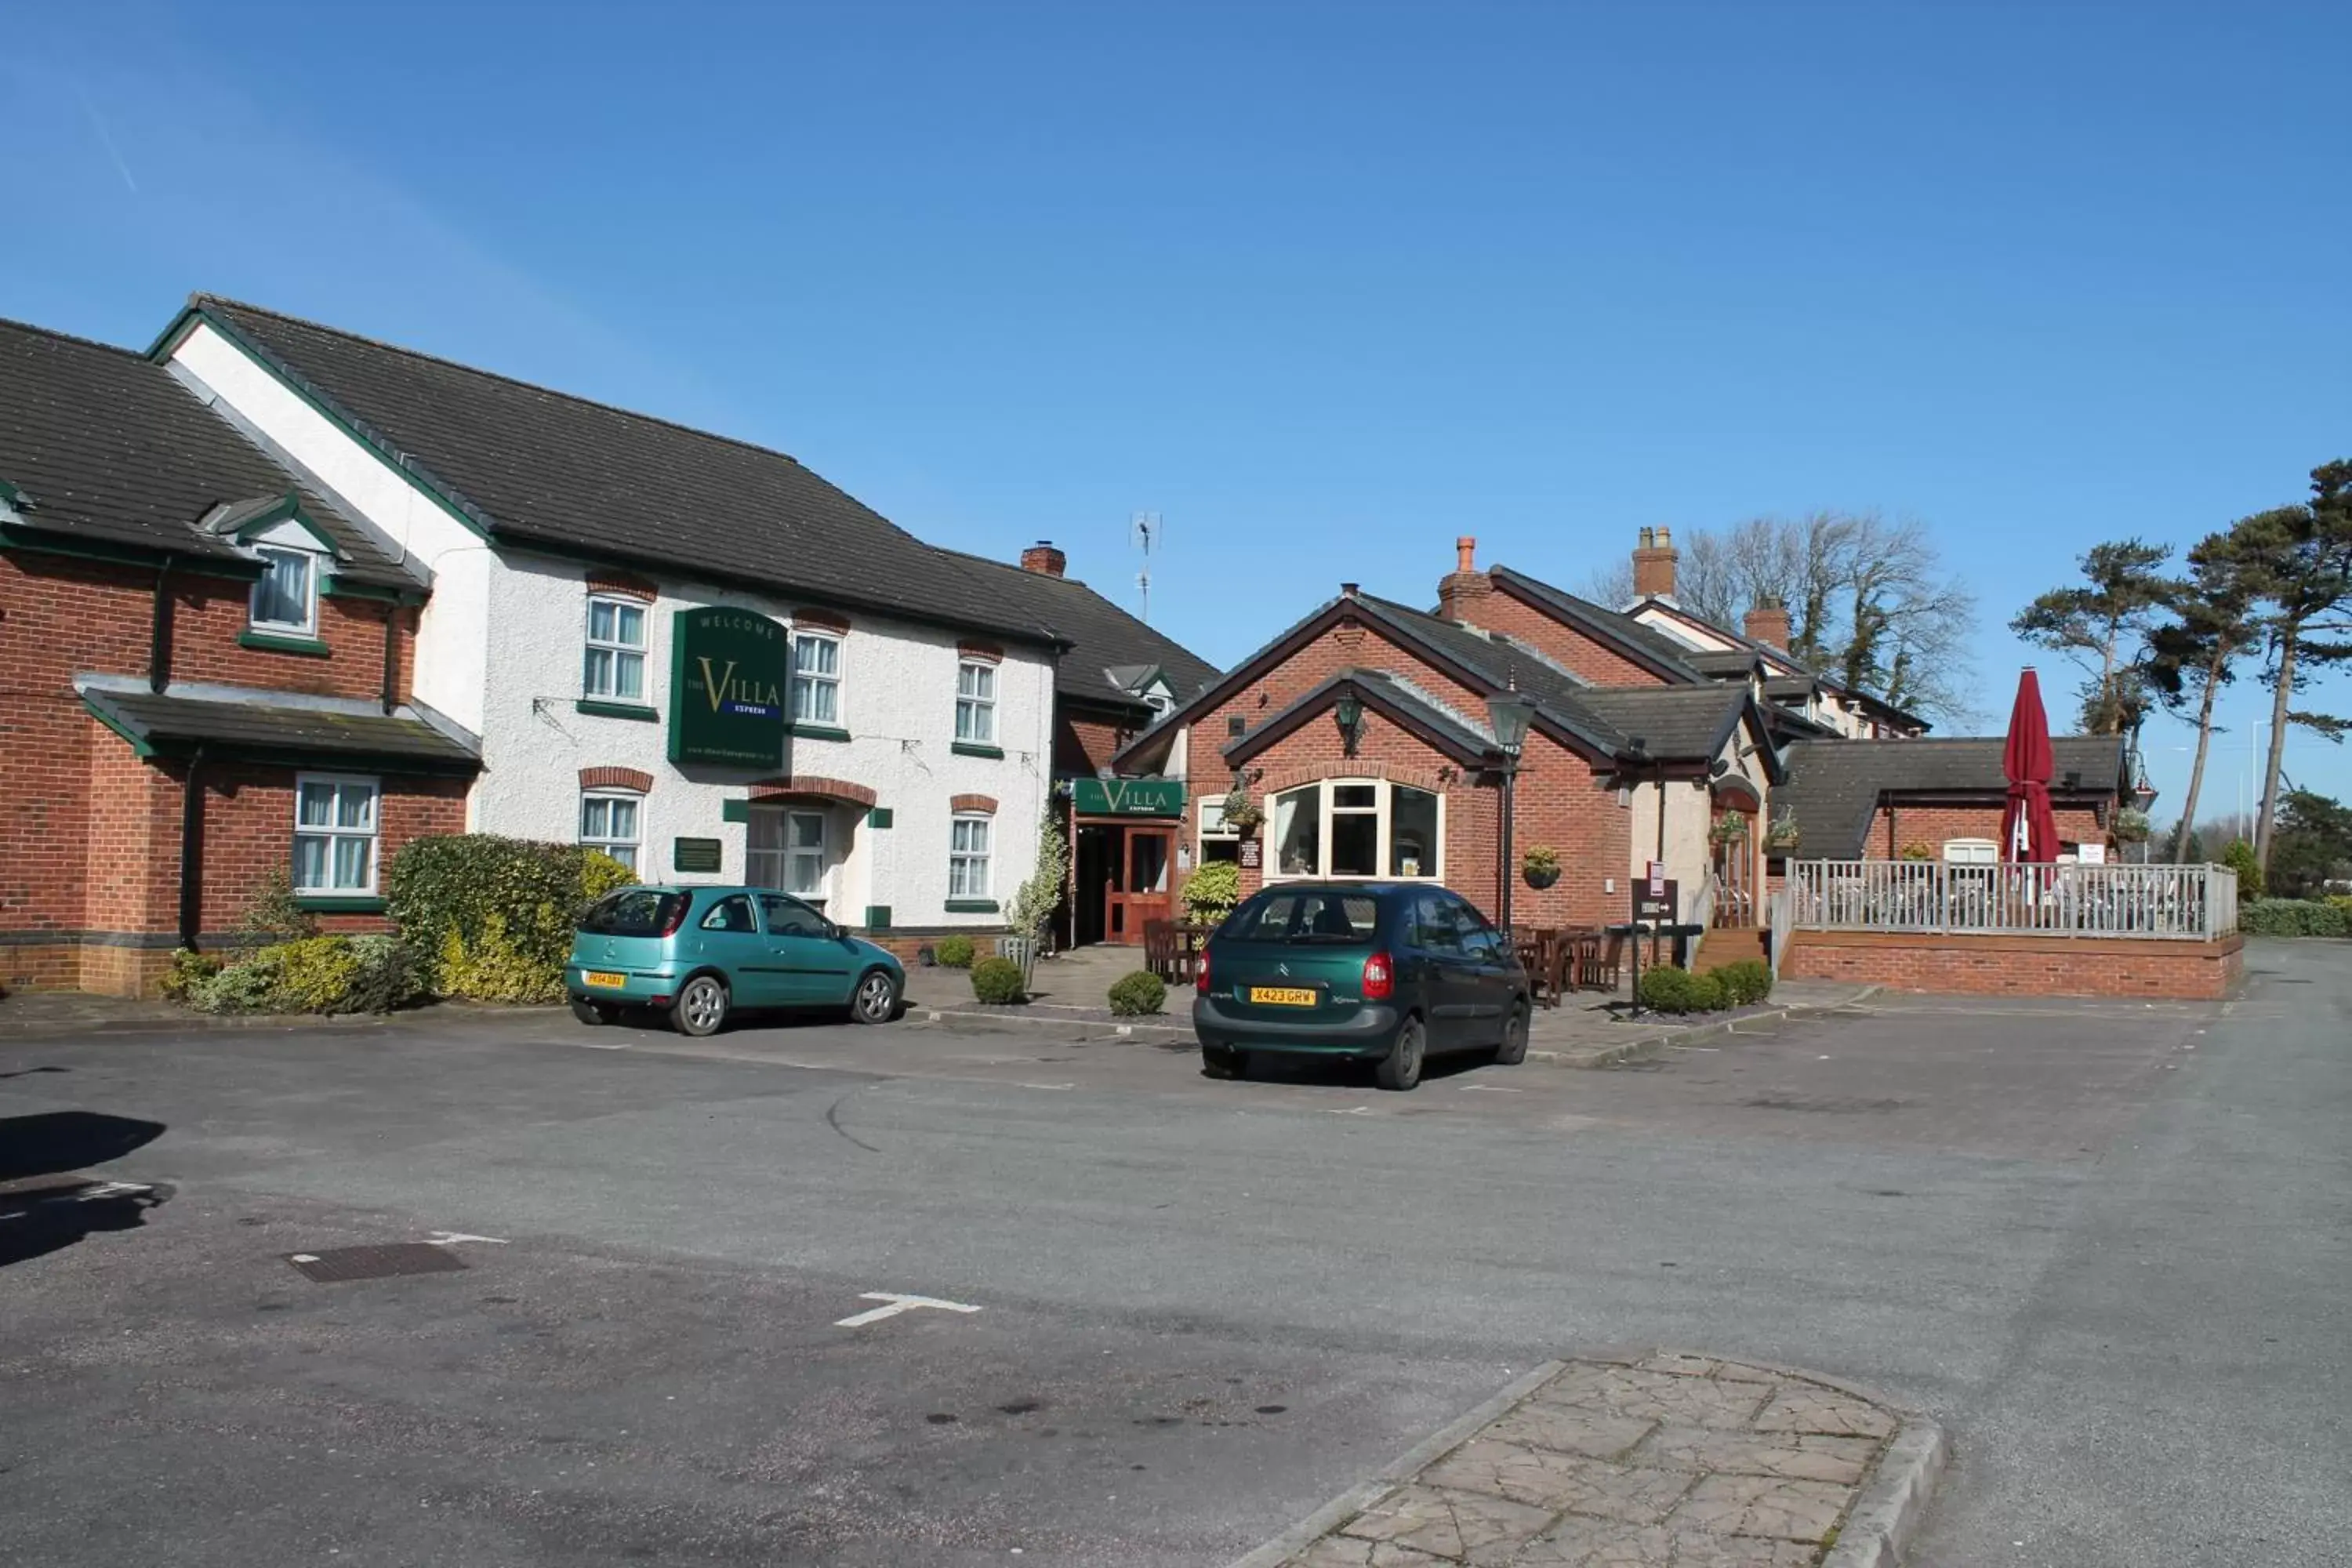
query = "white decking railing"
(1785, 860, 2239, 942)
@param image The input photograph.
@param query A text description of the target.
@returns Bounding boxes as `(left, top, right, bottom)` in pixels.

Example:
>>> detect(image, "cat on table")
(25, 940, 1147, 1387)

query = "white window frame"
(748, 806, 829, 906)
(1943, 837, 1998, 866)
(791, 630, 843, 727)
(956, 659, 997, 744)
(249, 543, 321, 637)
(1264, 779, 1445, 884)
(579, 789, 644, 873)
(583, 594, 649, 702)
(949, 813, 993, 901)
(292, 773, 379, 895)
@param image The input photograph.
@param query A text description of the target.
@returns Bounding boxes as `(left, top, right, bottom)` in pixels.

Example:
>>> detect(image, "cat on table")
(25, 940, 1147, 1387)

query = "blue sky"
(5, 0, 2347, 818)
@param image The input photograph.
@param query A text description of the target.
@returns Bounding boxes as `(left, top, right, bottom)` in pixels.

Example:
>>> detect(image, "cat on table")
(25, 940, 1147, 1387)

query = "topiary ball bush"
(969, 955, 1025, 1004)
(1107, 970, 1167, 1016)
(1714, 957, 1774, 1006)
(1637, 964, 1730, 1014)
(934, 934, 978, 969)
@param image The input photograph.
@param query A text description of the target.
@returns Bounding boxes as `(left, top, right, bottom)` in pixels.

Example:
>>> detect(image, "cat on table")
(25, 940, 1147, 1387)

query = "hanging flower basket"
(1220, 777, 1264, 837)
(2112, 808, 2152, 844)
(1762, 808, 1802, 854)
(1521, 846, 1561, 889)
(1709, 815, 1750, 845)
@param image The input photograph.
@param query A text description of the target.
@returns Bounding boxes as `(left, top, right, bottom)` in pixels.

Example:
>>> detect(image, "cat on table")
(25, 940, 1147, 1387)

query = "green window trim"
(863, 906, 892, 930)
(949, 741, 1004, 760)
(787, 722, 853, 743)
(238, 629, 332, 658)
(944, 898, 1000, 914)
(720, 799, 750, 823)
(576, 699, 660, 723)
(293, 895, 387, 914)
(866, 806, 894, 828)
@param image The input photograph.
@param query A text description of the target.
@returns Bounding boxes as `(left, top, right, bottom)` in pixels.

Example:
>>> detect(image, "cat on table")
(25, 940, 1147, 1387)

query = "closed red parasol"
(1999, 668, 2061, 864)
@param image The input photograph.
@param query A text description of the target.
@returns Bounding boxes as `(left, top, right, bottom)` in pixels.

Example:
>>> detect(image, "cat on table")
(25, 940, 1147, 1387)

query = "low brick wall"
(1784, 928, 2244, 1000)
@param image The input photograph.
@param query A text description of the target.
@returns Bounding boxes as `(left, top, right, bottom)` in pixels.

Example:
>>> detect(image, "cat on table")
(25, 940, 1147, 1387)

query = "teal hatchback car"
(564, 885, 904, 1036)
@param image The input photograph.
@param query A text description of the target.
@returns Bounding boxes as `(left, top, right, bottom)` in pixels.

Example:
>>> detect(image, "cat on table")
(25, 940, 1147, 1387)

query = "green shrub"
(1637, 964, 1729, 1014)
(970, 955, 1025, 1004)
(1181, 860, 1243, 924)
(344, 935, 425, 1012)
(2239, 898, 2352, 938)
(2221, 840, 2263, 901)
(160, 949, 223, 1001)
(933, 933, 977, 969)
(238, 867, 321, 942)
(1714, 957, 1774, 1006)
(273, 936, 366, 1012)
(187, 952, 286, 1014)
(387, 834, 634, 1000)
(1106, 970, 1167, 1016)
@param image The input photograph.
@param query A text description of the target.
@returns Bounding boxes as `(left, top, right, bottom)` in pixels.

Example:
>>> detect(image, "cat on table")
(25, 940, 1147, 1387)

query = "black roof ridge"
(186, 294, 827, 477)
(0, 314, 154, 361)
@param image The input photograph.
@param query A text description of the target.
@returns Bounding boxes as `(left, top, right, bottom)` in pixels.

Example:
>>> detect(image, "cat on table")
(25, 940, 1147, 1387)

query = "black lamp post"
(1486, 691, 1539, 930)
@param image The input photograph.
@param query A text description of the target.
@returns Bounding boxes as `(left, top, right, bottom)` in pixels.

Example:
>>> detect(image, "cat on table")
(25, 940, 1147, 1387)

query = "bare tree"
(1584, 510, 1980, 725)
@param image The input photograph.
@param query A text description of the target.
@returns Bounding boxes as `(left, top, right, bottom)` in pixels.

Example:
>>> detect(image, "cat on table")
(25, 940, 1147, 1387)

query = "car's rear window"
(1225, 889, 1381, 943)
(579, 888, 687, 936)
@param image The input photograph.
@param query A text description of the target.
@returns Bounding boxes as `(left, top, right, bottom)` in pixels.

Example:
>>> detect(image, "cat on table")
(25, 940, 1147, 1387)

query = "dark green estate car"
(1191, 882, 1530, 1090)
(564, 885, 904, 1036)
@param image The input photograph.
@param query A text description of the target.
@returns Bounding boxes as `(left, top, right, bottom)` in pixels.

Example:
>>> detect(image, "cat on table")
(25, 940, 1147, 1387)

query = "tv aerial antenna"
(1131, 511, 1160, 622)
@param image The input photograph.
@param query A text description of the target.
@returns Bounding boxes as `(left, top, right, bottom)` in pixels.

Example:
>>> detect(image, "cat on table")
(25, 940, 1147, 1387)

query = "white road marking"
(1457, 1083, 1523, 1094)
(833, 1292, 985, 1328)
(75, 1181, 154, 1200)
(425, 1231, 509, 1247)
(1322, 1105, 1374, 1116)
(1018, 1082, 1075, 1091)
(289, 1254, 320, 1264)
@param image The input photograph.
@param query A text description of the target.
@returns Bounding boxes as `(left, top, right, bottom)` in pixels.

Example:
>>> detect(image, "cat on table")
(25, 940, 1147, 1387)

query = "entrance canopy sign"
(670, 607, 788, 768)
(1072, 777, 1185, 818)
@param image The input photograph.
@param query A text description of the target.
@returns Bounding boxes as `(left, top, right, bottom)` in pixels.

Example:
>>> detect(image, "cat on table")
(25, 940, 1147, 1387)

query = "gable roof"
(1225, 666, 1499, 768)
(927, 546, 1218, 712)
(1486, 566, 1712, 682)
(0, 317, 416, 588)
(1773, 735, 2130, 858)
(155, 296, 1069, 646)
(1629, 594, 1933, 734)
(1570, 684, 1760, 766)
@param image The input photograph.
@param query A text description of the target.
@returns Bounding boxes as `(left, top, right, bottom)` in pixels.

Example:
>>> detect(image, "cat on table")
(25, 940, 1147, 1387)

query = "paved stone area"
(1273, 1355, 1906, 1566)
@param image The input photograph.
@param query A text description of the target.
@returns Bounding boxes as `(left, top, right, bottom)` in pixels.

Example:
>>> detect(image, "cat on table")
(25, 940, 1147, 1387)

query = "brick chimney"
(1436, 534, 1494, 622)
(1020, 540, 1066, 576)
(1632, 526, 1679, 600)
(1744, 596, 1791, 649)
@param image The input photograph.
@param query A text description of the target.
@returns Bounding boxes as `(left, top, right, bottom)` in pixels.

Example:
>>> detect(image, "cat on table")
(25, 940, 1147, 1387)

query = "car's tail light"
(1361, 951, 1394, 1000)
(655, 896, 691, 937)
(1195, 948, 1210, 991)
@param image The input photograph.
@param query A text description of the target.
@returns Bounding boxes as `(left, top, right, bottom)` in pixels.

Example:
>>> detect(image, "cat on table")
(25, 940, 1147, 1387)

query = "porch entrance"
(1074, 820, 1175, 946)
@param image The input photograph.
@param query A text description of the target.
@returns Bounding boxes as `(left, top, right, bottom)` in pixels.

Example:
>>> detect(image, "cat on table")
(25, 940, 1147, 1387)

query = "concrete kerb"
(1231, 1345, 1947, 1568)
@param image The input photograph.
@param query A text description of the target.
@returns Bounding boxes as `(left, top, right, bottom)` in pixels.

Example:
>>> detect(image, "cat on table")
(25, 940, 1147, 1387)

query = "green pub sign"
(1070, 776, 1185, 817)
(669, 606, 789, 768)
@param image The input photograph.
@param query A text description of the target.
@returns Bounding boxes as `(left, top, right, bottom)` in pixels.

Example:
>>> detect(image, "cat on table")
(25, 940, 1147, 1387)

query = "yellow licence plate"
(1249, 985, 1317, 1007)
(583, 971, 628, 989)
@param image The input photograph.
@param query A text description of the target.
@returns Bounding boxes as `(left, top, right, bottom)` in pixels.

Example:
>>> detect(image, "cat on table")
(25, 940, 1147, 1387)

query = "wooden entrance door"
(1102, 826, 1175, 945)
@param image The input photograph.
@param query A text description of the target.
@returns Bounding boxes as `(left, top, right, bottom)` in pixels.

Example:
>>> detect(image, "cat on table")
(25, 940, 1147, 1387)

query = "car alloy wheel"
(1496, 1001, 1530, 1065)
(851, 969, 897, 1025)
(673, 975, 729, 1037)
(1376, 1015, 1425, 1091)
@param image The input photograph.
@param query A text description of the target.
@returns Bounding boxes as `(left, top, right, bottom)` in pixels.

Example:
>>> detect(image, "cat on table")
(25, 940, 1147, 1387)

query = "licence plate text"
(583, 971, 627, 989)
(1249, 985, 1316, 1007)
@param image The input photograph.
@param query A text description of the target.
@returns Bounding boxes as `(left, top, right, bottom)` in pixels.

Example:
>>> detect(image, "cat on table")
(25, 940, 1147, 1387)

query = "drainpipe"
(379, 601, 401, 713)
(150, 559, 176, 694)
(178, 746, 206, 952)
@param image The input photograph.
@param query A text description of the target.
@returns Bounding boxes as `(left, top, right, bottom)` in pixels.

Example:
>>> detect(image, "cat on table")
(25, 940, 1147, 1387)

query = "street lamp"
(1333, 692, 1366, 757)
(1486, 690, 1539, 930)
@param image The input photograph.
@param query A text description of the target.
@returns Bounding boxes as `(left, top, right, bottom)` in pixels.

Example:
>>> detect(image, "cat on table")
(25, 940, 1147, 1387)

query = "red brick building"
(1, 319, 477, 995)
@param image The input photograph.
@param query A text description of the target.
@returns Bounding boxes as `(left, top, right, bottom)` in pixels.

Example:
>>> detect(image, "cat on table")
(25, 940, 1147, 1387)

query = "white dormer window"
(249, 545, 320, 636)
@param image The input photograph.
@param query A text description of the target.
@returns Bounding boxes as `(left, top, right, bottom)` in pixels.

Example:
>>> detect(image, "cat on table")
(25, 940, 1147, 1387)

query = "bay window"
(1268, 779, 1443, 881)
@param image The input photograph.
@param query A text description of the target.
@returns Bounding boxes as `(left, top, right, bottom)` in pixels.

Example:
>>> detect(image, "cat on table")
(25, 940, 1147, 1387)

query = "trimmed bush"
(970, 955, 1025, 1004)
(1181, 860, 1243, 924)
(180, 934, 426, 1014)
(2239, 898, 2352, 938)
(387, 834, 634, 1000)
(933, 933, 977, 969)
(1714, 958, 1774, 1006)
(1637, 964, 1729, 1014)
(1107, 970, 1167, 1016)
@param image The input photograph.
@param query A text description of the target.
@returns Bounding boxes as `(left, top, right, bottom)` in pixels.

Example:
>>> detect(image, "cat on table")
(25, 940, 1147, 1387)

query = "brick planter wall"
(1784, 928, 2244, 1000)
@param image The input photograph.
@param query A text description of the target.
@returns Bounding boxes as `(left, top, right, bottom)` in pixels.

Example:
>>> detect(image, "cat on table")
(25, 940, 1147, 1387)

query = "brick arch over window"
(585, 571, 658, 602)
(1259, 760, 1450, 797)
(956, 641, 1004, 663)
(793, 607, 851, 633)
(748, 775, 877, 808)
(950, 793, 998, 815)
(579, 766, 655, 793)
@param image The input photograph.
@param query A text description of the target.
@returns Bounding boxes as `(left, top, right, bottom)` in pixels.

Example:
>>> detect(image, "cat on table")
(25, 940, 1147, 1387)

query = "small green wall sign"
(669, 606, 788, 768)
(1071, 776, 1185, 817)
(673, 837, 724, 874)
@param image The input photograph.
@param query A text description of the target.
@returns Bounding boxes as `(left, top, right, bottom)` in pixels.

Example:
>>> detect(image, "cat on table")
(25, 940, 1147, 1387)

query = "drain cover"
(286, 1243, 467, 1283)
